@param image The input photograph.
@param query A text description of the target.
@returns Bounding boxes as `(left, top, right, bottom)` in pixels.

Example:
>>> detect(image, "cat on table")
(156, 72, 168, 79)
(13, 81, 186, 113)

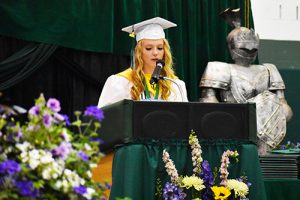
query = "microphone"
(150, 60, 165, 85)
(159, 76, 185, 102)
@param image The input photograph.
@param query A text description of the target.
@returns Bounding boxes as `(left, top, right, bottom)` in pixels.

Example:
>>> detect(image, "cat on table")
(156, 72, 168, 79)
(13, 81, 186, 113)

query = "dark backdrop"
(0, 36, 130, 120)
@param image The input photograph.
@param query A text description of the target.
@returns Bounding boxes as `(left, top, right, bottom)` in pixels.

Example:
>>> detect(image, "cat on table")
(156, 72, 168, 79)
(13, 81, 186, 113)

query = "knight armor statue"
(199, 8, 293, 155)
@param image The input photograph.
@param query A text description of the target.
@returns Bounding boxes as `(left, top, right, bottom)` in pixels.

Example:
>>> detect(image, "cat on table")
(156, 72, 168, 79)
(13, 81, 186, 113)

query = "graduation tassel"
(129, 30, 136, 68)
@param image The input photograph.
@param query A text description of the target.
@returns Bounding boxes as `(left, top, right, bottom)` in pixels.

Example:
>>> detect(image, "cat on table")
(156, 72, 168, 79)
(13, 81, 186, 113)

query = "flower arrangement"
(275, 141, 300, 150)
(162, 131, 251, 200)
(0, 94, 110, 199)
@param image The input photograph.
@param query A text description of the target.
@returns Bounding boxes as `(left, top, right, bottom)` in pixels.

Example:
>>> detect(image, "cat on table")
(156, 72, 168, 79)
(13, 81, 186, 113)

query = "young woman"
(97, 17, 188, 108)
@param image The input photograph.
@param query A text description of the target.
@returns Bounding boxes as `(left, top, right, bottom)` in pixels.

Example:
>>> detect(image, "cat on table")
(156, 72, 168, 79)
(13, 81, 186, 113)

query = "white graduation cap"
(122, 17, 177, 42)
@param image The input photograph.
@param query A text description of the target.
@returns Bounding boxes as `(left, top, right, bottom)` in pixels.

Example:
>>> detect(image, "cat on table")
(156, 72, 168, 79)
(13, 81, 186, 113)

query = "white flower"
(61, 129, 71, 142)
(52, 173, 58, 179)
(41, 160, 64, 180)
(87, 170, 92, 178)
(64, 169, 72, 176)
(181, 175, 205, 191)
(162, 149, 179, 182)
(63, 169, 85, 188)
(27, 149, 43, 169)
(227, 179, 249, 198)
(29, 158, 40, 169)
(62, 179, 69, 193)
(42, 168, 51, 180)
(20, 151, 29, 162)
(29, 149, 40, 160)
(4, 146, 13, 153)
(53, 159, 65, 175)
(55, 180, 62, 189)
(89, 163, 97, 168)
(84, 143, 92, 151)
(219, 150, 239, 186)
(16, 141, 32, 152)
(189, 131, 203, 173)
(83, 188, 96, 200)
(40, 151, 54, 164)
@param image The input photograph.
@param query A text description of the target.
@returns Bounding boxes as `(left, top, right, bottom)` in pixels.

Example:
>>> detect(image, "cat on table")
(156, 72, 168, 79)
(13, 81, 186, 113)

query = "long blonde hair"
(130, 38, 176, 100)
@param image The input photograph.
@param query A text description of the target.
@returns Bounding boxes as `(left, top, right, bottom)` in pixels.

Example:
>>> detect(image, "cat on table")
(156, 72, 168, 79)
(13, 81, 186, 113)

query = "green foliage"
(155, 178, 163, 199)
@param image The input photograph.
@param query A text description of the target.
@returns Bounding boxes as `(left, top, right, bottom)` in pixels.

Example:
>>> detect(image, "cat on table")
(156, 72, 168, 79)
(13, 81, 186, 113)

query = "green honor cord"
(143, 78, 159, 99)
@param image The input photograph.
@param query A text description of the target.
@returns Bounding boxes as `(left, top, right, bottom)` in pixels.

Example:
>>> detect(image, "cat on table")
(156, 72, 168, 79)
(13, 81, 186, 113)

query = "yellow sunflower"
(211, 186, 231, 200)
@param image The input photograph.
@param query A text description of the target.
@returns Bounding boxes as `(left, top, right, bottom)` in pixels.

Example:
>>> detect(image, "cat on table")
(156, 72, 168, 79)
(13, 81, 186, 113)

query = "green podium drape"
(110, 140, 267, 200)
(264, 179, 300, 200)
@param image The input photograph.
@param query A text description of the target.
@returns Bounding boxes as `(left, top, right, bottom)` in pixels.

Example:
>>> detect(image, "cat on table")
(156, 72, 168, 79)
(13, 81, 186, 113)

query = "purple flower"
(200, 160, 214, 200)
(15, 180, 38, 198)
(98, 183, 112, 190)
(51, 142, 72, 159)
(16, 129, 23, 139)
(54, 113, 64, 122)
(0, 160, 21, 175)
(47, 98, 61, 112)
(200, 160, 214, 185)
(163, 182, 186, 200)
(90, 137, 104, 144)
(61, 114, 71, 126)
(0, 177, 5, 187)
(105, 183, 112, 190)
(43, 113, 52, 127)
(247, 182, 252, 187)
(73, 185, 87, 195)
(77, 151, 89, 161)
(28, 105, 40, 117)
(84, 106, 104, 122)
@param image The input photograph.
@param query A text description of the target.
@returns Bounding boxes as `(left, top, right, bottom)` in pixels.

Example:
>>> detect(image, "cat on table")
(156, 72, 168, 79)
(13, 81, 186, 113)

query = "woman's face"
(141, 39, 164, 71)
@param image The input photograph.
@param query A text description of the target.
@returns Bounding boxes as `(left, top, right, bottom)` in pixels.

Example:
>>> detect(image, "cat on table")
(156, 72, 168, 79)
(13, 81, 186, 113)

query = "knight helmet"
(220, 8, 260, 65)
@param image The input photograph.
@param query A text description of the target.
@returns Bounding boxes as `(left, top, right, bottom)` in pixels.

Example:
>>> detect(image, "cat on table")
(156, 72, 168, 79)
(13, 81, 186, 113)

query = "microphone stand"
(159, 76, 184, 102)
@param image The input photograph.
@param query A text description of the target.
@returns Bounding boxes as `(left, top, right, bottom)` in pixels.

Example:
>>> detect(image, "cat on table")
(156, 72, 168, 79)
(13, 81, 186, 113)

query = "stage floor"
(92, 152, 113, 197)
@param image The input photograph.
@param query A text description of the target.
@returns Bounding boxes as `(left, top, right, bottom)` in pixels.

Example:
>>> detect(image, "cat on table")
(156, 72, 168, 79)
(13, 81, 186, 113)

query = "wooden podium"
(99, 100, 257, 151)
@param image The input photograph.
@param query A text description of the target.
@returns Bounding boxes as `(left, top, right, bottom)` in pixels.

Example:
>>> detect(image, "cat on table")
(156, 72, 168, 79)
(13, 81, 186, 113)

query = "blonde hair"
(130, 38, 176, 100)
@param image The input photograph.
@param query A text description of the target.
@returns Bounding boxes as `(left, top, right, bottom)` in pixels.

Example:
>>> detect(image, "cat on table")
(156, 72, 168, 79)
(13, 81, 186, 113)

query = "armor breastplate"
(200, 62, 286, 103)
(228, 64, 269, 103)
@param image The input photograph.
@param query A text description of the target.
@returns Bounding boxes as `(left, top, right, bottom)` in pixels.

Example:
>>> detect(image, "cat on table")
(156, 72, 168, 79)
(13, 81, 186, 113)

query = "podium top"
(100, 100, 257, 151)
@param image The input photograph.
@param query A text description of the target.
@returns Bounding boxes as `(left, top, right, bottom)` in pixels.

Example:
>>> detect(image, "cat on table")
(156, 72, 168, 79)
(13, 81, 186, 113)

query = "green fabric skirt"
(109, 139, 267, 200)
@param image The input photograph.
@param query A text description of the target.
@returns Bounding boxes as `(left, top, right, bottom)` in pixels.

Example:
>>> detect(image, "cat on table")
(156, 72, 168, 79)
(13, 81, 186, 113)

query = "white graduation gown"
(97, 75, 188, 108)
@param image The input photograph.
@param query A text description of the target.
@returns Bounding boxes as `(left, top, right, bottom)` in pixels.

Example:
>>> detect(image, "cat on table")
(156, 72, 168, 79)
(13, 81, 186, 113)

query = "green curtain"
(109, 0, 254, 100)
(0, 43, 57, 90)
(0, 0, 253, 101)
(0, 0, 114, 53)
(110, 140, 267, 200)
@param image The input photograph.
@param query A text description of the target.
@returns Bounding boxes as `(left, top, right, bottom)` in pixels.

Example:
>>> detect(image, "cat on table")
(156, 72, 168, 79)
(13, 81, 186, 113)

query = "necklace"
(143, 78, 159, 99)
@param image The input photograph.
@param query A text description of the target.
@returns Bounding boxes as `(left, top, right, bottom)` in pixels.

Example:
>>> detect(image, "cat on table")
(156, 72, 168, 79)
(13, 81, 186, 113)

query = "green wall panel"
(259, 40, 300, 143)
